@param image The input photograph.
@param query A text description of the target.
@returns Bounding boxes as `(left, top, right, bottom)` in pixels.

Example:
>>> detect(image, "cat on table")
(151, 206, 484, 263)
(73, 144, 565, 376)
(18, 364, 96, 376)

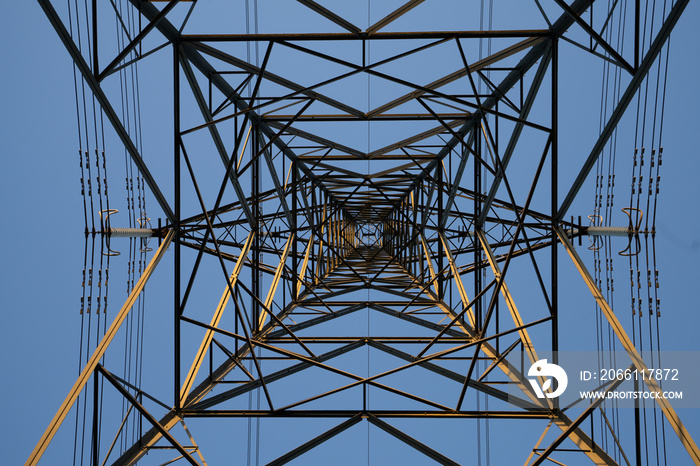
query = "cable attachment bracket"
(619, 208, 643, 256)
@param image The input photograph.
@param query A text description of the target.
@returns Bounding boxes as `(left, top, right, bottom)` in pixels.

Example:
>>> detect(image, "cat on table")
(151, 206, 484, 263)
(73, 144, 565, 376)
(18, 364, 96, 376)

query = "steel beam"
(297, 235, 314, 298)
(259, 129, 295, 227)
(366, 0, 426, 34)
(295, 0, 361, 34)
(267, 414, 363, 465)
(259, 233, 296, 329)
(181, 30, 552, 42)
(394, 252, 617, 466)
(191, 41, 365, 118)
(367, 414, 460, 466)
(419, 233, 440, 296)
(181, 410, 553, 419)
(127, 0, 356, 218)
(368, 36, 545, 118)
(439, 231, 476, 326)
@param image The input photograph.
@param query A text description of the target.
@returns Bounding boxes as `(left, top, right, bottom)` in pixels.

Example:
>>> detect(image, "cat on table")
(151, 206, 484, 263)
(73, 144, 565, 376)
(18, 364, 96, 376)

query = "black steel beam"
(366, 0, 427, 34)
(267, 414, 363, 465)
(182, 30, 552, 42)
(295, 0, 361, 34)
(179, 410, 552, 419)
(367, 414, 460, 466)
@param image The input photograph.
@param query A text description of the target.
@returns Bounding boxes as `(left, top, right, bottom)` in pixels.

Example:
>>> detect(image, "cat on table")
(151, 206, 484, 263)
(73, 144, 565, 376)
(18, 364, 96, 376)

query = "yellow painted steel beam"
(439, 231, 475, 327)
(419, 233, 439, 296)
(236, 125, 252, 171)
(297, 237, 314, 298)
(523, 421, 553, 466)
(556, 227, 700, 464)
(258, 233, 296, 329)
(27, 230, 175, 466)
(180, 231, 255, 405)
(180, 420, 209, 466)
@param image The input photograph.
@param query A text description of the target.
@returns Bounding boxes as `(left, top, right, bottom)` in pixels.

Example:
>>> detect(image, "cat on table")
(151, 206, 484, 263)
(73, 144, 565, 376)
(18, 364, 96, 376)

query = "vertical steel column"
(92, 0, 98, 74)
(411, 189, 417, 276)
(320, 197, 327, 278)
(420, 186, 425, 280)
(252, 124, 261, 332)
(292, 161, 298, 298)
(92, 369, 98, 466)
(333, 207, 339, 268)
(635, 0, 640, 69)
(174, 41, 182, 411)
(437, 164, 444, 300)
(404, 200, 409, 267)
(312, 187, 319, 284)
(324, 196, 330, 274)
(551, 38, 559, 366)
(474, 133, 482, 332)
(634, 374, 642, 465)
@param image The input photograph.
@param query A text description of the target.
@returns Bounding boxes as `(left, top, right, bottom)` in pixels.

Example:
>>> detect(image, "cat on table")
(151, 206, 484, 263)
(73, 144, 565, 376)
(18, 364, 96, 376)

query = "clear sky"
(2, 1, 700, 465)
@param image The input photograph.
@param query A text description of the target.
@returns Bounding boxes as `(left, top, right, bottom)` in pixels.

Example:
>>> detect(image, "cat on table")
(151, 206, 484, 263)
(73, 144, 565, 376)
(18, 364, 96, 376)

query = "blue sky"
(2, 1, 700, 465)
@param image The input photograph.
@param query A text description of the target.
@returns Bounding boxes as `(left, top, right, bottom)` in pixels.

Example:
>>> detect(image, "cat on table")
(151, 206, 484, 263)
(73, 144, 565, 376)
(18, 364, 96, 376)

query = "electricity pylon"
(29, 1, 698, 464)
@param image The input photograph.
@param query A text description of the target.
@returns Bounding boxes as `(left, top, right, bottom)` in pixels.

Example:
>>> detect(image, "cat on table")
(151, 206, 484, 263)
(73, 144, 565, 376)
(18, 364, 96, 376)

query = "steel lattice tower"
(28, 1, 699, 464)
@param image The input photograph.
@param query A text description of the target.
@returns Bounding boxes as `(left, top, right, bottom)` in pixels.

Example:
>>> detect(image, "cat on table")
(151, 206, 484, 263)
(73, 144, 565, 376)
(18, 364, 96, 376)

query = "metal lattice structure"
(29, 0, 699, 464)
